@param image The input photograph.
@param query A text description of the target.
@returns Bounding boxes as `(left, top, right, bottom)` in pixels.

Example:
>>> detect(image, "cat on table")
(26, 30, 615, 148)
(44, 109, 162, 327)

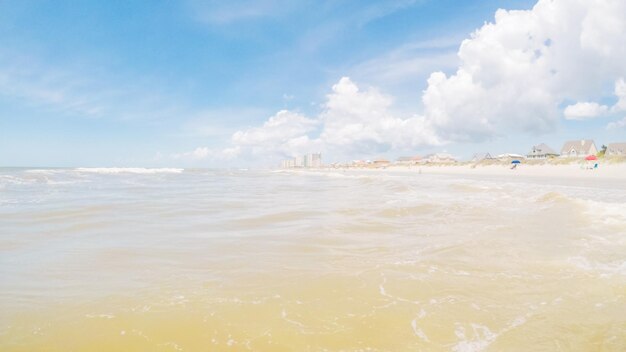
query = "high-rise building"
(280, 153, 321, 168)
(294, 156, 304, 168)
(309, 153, 321, 168)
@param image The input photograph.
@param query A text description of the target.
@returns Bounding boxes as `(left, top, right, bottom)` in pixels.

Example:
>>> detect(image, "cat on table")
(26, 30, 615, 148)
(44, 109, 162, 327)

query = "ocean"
(1, 167, 625, 351)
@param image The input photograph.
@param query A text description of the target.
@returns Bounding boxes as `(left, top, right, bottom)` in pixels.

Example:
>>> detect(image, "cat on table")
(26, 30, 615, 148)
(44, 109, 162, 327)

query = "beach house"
(560, 139, 597, 157)
(422, 153, 457, 164)
(527, 143, 559, 159)
(496, 153, 525, 160)
(372, 158, 391, 168)
(396, 156, 422, 165)
(471, 153, 493, 162)
(606, 142, 626, 156)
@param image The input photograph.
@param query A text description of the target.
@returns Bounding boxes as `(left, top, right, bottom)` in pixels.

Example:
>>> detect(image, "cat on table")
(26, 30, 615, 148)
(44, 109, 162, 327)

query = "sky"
(0, 0, 625, 167)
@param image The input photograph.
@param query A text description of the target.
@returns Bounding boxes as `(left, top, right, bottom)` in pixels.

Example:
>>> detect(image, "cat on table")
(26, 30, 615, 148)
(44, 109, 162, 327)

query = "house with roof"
(527, 143, 559, 159)
(606, 142, 626, 156)
(421, 153, 457, 164)
(560, 139, 597, 157)
(396, 156, 422, 165)
(471, 153, 493, 162)
(496, 153, 525, 160)
(372, 158, 391, 168)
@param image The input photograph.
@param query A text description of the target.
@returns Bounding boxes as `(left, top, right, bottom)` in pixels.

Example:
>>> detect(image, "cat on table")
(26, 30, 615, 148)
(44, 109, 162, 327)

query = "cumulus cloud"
(420, 0, 626, 141)
(172, 146, 241, 161)
(607, 117, 626, 130)
(612, 78, 626, 113)
(197, 77, 441, 163)
(172, 147, 211, 160)
(319, 77, 439, 153)
(231, 110, 319, 156)
(563, 102, 609, 120)
(181, 0, 626, 164)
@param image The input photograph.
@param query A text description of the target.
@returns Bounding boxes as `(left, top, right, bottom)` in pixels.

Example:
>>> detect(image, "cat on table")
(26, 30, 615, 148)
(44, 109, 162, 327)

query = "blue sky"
(1, 0, 625, 167)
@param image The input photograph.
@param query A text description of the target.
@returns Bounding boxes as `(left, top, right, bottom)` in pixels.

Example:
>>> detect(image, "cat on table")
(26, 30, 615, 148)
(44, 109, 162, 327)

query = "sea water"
(1, 167, 625, 351)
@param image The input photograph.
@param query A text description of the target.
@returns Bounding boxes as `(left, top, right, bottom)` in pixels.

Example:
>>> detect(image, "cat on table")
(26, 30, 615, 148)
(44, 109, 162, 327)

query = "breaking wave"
(73, 168, 184, 174)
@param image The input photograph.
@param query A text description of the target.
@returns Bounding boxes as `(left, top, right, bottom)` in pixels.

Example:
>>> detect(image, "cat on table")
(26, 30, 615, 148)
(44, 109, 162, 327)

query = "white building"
(305, 153, 322, 168)
(606, 142, 626, 156)
(560, 139, 597, 157)
(527, 143, 559, 159)
(496, 153, 525, 160)
(281, 153, 322, 169)
(396, 156, 422, 165)
(471, 153, 493, 162)
(421, 153, 457, 164)
(281, 159, 296, 168)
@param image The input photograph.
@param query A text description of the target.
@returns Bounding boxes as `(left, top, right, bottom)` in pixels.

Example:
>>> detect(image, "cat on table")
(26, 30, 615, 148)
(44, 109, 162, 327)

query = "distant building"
(372, 158, 391, 167)
(496, 153, 525, 160)
(421, 153, 457, 164)
(396, 156, 422, 165)
(305, 153, 322, 168)
(471, 153, 493, 162)
(280, 153, 322, 169)
(294, 156, 304, 168)
(351, 160, 367, 167)
(606, 142, 626, 156)
(560, 139, 597, 157)
(281, 159, 296, 168)
(527, 143, 559, 159)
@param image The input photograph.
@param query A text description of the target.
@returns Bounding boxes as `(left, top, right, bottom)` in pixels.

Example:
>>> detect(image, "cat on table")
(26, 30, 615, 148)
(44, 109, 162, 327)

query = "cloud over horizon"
(421, 0, 626, 142)
(176, 0, 626, 165)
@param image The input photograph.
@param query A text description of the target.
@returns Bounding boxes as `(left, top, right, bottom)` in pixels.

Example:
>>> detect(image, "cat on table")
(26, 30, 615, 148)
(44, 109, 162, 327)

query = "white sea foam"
(567, 256, 626, 276)
(452, 323, 498, 352)
(74, 167, 184, 174)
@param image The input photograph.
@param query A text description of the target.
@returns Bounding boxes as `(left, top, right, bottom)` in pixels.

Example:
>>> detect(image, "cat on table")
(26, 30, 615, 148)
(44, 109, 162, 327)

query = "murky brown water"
(1, 168, 625, 351)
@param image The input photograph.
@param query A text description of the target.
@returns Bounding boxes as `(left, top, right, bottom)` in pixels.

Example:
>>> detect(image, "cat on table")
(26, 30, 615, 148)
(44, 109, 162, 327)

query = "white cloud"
(171, 146, 241, 161)
(0, 51, 186, 121)
(563, 102, 609, 120)
(612, 78, 626, 113)
(319, 77, 439, 154)
(179, 0, 626, 164)
(172, 147, 210, 160)
(179, 108, 270, 137)
(187, 0, 297, 25)
(189, 147, 210, 159)
(231, 110, 320, 157)
(606, 117, 626, 130)
(351, 40, 459, 90)
(211, 77, 441, 163)
(420, 0, 626, 142)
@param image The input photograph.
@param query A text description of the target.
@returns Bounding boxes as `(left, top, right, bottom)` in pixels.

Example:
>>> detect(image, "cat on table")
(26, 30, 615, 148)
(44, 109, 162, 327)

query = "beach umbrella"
(585, 155, 597, 161)
(511, 160, 521, 164)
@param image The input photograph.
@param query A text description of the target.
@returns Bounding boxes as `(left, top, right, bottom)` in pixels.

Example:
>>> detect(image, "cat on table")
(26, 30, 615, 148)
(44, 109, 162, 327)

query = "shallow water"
(1, 167, 625, 351)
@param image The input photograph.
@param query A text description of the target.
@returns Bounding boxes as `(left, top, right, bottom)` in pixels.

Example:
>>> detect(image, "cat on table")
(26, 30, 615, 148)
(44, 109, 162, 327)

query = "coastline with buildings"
(280, 139, 626, 180)
(281, 153, 322, 169)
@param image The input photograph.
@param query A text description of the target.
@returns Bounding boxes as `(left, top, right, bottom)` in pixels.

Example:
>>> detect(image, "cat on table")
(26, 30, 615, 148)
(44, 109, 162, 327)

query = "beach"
(1, 167, 626, 351)
(386, 161, 626, 180)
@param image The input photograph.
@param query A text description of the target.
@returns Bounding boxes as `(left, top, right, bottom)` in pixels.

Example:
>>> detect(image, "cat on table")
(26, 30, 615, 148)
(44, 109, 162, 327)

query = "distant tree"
(597, 144, 607, 157)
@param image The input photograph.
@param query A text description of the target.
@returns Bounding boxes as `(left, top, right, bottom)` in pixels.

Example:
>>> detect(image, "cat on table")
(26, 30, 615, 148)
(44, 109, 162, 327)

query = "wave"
(536, 191, 626, 226)
(568, 256, 626, 276)
(73, 168, 184, 174)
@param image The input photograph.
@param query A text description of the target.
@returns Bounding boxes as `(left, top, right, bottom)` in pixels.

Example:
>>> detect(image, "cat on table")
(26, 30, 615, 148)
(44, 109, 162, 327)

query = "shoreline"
(306, 160, 626, 181)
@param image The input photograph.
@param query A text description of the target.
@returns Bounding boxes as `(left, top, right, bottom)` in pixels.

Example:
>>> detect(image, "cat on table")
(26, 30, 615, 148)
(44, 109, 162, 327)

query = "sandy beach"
(319, 160, 626, 181)
(390, 162, 626, 180)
